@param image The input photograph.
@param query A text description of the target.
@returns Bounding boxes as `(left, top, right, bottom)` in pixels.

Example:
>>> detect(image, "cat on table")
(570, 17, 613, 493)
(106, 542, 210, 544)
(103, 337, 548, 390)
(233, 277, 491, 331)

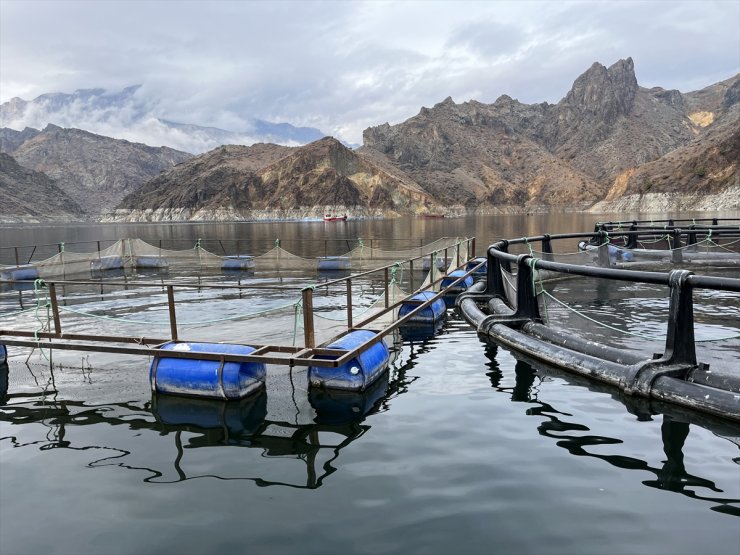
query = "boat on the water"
(324, 214, 347, 222)
(419, 214, 445, 219)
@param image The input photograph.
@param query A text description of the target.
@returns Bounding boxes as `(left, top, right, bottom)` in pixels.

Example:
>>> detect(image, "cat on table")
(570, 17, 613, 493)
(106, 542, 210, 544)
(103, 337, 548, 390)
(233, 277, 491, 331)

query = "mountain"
(110, 137, 435, 221)
(1, 124, 191, 214)
(0, 85, 327, 153)
(0, 153, 83, 222)
(363, 58, 739, 210)
(591, 92, 740, 212)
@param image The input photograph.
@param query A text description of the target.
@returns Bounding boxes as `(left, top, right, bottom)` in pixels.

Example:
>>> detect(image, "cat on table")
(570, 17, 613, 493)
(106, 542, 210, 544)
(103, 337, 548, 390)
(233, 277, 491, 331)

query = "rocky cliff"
(2, 124, 191, 214)
(0, 153, 84, 222)
(110, 137, 437, 221)
(363, 58, 739, 211)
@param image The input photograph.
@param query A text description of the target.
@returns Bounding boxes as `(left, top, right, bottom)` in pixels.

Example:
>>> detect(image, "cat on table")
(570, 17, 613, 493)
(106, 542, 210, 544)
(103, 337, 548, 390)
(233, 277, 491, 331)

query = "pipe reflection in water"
(485, 345, 740, 517)
(0, 363, 8, 404)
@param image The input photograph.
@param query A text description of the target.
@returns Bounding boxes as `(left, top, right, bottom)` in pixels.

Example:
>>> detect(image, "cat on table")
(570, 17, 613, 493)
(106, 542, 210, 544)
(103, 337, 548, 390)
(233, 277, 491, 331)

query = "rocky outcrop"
(0, 153, 83, 222)
(593, 107, 739, 212)
(0, 127, 41, 153)
(363, 59, 739, 208)
(6, 124, 191, 214)
(110, 137, 438, 221)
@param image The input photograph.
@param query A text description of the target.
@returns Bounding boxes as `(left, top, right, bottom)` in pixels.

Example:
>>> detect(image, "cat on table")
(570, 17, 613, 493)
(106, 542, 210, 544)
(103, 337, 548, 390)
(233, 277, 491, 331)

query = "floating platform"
(308, 330, 390, 391)
(0, 265, 39, 281)
(90, 255, 125, 272)
(222, 255, 255, 271)
(318, 256, 351, 271)
(150, 342, 266, 400)
(398, 291, 447, 326)
(458, 223, 740, 422)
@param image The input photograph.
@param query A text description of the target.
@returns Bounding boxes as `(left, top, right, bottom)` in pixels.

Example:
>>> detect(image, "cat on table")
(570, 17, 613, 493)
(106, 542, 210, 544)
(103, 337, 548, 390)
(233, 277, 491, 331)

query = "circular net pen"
(457, 220, 740, 422)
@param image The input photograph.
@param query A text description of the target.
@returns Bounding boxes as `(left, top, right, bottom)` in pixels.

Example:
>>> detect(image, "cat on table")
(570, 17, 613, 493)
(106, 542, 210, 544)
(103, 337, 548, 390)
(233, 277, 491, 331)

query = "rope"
(56, 298, 300, 327)
(541, 289, 740, 342)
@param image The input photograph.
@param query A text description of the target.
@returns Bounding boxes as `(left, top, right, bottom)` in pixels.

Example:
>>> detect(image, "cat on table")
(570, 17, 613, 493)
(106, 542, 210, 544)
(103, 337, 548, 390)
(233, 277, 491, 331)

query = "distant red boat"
(324, 214, 347, 222)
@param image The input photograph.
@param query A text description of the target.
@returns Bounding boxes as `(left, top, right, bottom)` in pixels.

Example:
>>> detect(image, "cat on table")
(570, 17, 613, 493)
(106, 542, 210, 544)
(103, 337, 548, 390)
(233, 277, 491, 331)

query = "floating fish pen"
(457, 219, 740, 422)
(0, 236, 472, 282)
(0, 237, 476, 399)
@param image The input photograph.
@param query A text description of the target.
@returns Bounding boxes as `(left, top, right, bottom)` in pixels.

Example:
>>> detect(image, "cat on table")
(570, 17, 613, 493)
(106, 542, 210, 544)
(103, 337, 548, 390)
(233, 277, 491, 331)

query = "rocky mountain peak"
(562, 57, 637, 122)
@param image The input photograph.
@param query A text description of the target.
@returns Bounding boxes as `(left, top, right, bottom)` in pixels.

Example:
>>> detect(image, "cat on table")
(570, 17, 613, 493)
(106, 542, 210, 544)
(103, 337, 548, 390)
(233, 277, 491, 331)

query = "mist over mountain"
(0, 85, 326, 154)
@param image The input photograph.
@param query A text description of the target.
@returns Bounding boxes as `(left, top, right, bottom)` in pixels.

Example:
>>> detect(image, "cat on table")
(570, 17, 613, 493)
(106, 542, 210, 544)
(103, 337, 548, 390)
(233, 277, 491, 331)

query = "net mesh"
(2, 237, 470, 279)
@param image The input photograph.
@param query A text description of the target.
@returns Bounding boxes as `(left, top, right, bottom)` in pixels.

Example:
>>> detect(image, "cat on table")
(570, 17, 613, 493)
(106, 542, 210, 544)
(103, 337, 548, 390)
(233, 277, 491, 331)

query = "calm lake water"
(1, 212, 739, 555)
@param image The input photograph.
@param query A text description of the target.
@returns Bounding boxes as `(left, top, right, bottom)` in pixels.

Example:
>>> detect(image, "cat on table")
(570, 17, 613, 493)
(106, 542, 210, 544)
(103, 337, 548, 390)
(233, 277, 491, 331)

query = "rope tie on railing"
(59, 242, 65, 253)
(527, 257, 549, 323)
(195, 238, 202, 249)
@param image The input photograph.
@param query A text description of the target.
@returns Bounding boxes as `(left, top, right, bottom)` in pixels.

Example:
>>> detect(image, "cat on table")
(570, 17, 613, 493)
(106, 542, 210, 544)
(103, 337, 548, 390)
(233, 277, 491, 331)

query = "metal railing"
(479, 227, 740, 372)
(0, 238, 476, 370)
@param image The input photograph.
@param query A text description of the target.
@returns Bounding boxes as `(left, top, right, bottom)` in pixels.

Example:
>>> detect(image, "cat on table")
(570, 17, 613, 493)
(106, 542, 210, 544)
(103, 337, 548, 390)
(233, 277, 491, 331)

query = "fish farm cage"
(0, 236, 477, 401)
(457, 218, 740, 422)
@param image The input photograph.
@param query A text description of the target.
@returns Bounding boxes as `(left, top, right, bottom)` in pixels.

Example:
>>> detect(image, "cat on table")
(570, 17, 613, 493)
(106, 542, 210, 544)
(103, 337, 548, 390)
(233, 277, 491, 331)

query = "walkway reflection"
(485, 345, 740, 517)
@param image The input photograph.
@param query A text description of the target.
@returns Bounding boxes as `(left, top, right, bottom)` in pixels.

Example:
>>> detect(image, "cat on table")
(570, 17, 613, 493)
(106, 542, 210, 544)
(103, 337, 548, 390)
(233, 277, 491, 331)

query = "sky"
(1, 0, 739, 146)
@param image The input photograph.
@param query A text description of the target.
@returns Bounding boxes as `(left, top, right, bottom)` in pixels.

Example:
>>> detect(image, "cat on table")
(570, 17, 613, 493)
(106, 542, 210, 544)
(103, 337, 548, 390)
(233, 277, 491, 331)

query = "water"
(1, 213, 739, 555)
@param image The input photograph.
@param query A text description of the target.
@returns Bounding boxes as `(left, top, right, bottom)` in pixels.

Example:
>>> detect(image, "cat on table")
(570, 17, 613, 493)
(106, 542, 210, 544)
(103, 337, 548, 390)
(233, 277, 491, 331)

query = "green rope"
(57, 299, 300, 327)
(541, 289, 740, 342)
(293, 299, 302, 346)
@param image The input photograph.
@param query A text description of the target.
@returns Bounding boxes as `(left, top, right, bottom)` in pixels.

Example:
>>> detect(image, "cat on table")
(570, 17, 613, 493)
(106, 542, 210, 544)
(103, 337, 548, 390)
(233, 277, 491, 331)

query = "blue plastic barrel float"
(422, 257, 449, 271)
(318, 256, 351, 271)
(0, 265, 39, 281)
(308, 329, 389, 391)
(441, 270, 474, 293)
(136, 256, 169, 269)
(90, 255, 124, 272)
(398, 291, 447, 326)
(222, 255, 255, 271)
(0, 360, 8, 405)
(466, 257, 487, 278)
(0, 344, 6, 364)
(150, 342, 266, 399)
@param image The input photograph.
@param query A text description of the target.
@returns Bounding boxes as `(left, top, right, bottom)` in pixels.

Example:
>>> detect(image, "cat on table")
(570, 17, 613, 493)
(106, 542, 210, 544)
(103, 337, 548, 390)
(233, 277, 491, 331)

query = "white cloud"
(1, 0, 738, 145)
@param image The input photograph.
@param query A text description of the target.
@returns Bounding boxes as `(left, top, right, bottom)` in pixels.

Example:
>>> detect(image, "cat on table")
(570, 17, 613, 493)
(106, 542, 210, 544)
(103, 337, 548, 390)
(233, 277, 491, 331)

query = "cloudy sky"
(1, 0, 738, 145)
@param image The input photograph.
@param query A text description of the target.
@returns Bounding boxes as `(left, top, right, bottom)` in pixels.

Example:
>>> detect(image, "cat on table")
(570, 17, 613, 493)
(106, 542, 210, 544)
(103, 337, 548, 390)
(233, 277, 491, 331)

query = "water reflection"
(0, 345, 427, 489)
(485, 346, 740, 517)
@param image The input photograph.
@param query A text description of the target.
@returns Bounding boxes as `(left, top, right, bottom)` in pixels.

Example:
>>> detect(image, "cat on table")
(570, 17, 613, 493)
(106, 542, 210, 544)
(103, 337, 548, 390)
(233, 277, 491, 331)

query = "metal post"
(384, 267, 390, 308)
(14, 247, 19, 268)
(486, 242, 508, 300)
(598, 231, 610, 267)
(346, 278, 353, 329)
(471, 238, 476, 258)
(444, 248, 448, 271)
(671, 229, 683, 264)
(167, 285, 178, 341)
(662, 270, 697, 366)
(541, 234, 554, 262)
(409, 259, 414, 290)
(513, 255, 542, 322)
(302, 287, 315, 348)
(48, 283, 62, 336)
